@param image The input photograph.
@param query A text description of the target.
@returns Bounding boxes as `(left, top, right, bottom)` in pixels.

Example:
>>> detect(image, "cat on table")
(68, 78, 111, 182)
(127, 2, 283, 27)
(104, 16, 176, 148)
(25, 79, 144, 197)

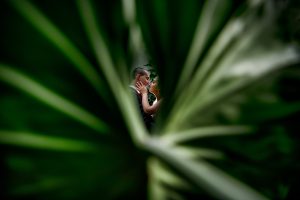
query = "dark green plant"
(1, 0, 300, 199)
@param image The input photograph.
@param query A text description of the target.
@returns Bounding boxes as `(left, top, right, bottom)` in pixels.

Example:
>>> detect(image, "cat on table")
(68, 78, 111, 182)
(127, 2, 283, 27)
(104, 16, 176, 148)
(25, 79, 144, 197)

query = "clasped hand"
(136, 81, 148, 94)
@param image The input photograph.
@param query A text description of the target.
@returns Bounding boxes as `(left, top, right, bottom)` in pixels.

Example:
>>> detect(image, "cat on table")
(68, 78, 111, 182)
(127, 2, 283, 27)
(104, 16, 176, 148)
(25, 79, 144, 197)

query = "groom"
(130, 67, 154, 131)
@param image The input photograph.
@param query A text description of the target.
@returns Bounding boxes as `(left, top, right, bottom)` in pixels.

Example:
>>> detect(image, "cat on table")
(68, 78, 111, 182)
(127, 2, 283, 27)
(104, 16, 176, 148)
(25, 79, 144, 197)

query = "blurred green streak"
(148, 157, 189, 200)
(148, 157, 191, 190)
(0, 65, 109, 133)
(77, 0, 122, 97)
(173, 46, 299, 131)
(162, 125, 254, 144)
(145, 137, 269, 200)
(10, 0, 110, 103)
(176, 0, 232, 93)
(77, 0, 148, 144)
(168, 146, 224, 160)
(0, 130, 98, 152)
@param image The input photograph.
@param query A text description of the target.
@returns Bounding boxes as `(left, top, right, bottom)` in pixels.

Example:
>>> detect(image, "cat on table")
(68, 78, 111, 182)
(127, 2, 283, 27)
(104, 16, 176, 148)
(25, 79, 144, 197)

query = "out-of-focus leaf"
(166, 1, 262, 127)
(176, 0, 232, 93)
(77, 0, 148, 144)
(148, 157, 191, 189)
(0, 130, 98, 152)
(0, 65, 109, 133)
(10, 0, 110, 103)
(161, 126, 254, 144)
(148, 157, 188, 200)
(1, 0, 300, 199)
(167, 146, 224, 160)
(145, 138, 268, 200)
(168, 43, 299, 132)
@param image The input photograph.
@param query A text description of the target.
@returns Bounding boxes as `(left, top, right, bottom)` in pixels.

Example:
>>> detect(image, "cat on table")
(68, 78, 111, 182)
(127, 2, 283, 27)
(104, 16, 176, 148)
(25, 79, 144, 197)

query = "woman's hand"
(136, 81, 148, 94)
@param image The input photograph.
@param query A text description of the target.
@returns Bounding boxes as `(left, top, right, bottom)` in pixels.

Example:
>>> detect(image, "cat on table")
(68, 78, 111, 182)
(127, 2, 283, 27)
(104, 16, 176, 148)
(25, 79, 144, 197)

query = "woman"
(136, 77, 162, 115)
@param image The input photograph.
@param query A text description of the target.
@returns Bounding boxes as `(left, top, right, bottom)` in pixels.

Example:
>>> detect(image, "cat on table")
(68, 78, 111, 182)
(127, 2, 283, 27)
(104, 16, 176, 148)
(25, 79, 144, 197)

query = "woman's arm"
(136, 82, 161, 115)
(141, 93, 161, 114)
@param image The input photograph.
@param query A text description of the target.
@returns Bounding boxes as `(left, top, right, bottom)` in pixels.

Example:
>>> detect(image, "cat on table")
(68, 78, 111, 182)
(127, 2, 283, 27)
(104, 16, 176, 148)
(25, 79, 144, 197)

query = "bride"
(136, 77, 162, 116)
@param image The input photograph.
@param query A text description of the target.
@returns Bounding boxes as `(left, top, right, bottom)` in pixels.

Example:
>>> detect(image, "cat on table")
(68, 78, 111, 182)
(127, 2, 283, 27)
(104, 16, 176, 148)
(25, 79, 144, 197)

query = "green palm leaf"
(0, 130, 98, 152)
(0, 65, 108, 133)
(10, 0, 110, 104)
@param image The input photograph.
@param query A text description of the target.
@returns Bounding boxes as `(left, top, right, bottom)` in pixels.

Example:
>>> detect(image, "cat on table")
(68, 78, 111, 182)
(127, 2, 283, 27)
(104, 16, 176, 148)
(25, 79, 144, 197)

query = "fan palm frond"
(1, 0, 299, 199)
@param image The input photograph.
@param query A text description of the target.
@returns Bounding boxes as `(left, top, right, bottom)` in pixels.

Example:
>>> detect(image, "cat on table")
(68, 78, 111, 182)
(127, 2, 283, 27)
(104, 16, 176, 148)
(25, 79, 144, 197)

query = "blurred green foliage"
(1, 0, 300, 200)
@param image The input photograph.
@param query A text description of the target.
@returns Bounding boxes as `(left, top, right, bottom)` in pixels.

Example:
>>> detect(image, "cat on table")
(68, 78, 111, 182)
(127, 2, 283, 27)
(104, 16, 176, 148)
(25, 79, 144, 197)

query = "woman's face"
(149, 78, 159, 94)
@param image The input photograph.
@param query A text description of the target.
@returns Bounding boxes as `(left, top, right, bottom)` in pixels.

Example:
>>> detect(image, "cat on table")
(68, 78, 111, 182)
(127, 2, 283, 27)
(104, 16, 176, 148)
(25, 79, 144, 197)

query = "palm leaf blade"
(0, 65, 109, 133)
